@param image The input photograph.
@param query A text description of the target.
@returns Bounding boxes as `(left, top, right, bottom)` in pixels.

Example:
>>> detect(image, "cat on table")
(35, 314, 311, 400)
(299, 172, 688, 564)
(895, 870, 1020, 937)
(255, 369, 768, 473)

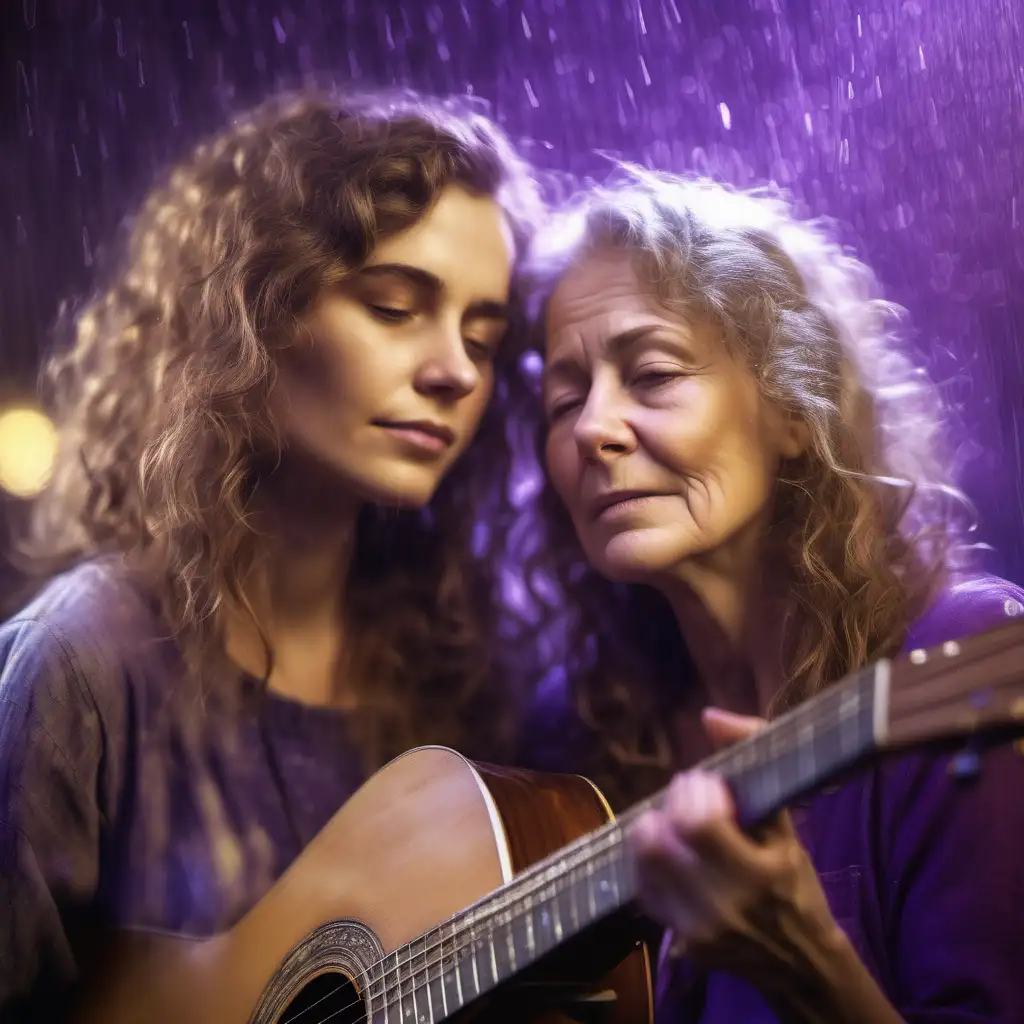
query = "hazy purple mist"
(1, 0, 1022, 587)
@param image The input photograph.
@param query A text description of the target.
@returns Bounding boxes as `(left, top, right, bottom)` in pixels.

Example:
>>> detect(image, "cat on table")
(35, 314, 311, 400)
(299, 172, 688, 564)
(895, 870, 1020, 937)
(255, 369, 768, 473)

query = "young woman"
(0, 89, 541, 1020)
(516, 170, 1024, 1022)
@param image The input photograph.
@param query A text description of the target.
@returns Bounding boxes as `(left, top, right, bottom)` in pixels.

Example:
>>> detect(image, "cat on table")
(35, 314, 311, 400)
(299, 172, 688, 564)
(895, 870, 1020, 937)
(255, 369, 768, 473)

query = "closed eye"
(367, 304, 413, 323)
(546, 397, 582, 422)
(634, 368, 685, 387)
(466, 338, 499, 360)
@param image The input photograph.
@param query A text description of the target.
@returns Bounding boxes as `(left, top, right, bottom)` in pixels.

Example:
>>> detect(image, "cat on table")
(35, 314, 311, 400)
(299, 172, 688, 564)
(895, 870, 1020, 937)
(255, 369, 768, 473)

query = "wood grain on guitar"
(71, 618, 1024, 1024)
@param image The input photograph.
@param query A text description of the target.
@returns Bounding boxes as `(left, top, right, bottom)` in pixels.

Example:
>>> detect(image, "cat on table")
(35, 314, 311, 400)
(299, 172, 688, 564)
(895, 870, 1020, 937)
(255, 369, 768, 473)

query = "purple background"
(1, 0, 1022, 591)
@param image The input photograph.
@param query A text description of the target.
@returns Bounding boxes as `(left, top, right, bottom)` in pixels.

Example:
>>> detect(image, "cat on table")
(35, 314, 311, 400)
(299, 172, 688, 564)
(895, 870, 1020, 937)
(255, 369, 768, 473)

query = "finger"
(631, 810, 707, 932)
(662, 771, 766, 873)
(750, 807, 800, 846)
(702, 706, 766, 749)
(632, 806, 698, 866)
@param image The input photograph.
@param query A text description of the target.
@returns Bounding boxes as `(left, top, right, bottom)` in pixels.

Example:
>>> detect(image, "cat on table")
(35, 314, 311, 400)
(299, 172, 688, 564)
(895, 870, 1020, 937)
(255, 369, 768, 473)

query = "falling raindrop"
(0, 0, 1019, 587)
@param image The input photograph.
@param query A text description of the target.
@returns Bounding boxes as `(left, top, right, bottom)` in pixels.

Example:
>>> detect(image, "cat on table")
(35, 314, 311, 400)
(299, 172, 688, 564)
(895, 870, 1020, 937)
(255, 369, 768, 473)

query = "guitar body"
(74, 746, 653, 1024)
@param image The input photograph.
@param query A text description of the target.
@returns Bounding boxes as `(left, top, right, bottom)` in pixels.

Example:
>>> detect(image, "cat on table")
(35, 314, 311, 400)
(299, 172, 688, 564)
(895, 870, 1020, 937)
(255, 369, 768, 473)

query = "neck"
(251, 454, 362, 617)
(222, 453, 362, 701)
(662, 520, 791, 713)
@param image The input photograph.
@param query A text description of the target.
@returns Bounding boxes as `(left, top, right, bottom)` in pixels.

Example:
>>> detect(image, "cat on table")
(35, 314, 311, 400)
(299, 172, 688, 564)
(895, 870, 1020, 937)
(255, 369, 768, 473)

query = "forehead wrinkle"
(547, 311, 684, 365)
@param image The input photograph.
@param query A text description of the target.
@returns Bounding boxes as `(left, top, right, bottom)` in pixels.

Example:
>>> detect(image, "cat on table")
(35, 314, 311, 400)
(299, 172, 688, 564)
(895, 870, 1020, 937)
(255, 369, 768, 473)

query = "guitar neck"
(366, 660, 889, 1019)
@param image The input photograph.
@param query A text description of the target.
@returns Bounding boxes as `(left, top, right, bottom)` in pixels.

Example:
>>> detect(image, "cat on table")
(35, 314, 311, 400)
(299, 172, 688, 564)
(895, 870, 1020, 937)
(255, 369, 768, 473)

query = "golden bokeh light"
(0, 406, 58, 499)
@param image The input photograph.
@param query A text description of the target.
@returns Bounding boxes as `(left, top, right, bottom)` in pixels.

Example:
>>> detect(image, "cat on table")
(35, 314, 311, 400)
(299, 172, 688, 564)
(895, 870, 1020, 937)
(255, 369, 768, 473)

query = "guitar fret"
(585, 858, 598, 918)
(387, 950, 402, 1023)
(452, 930, 466, 1008)
(509, 898, 530, 965)
(443, 969, 459, 1017)
(470, 928, 482, 998)
(437, 925, 448, 1019)
(535, 896, 556, 954)
(423, 943, 434, 1024)
(554, 877, 574, 939)
(488, 932, 499, 986)
(428, 972, 445, 1022)
(413, 932, 435, 1022)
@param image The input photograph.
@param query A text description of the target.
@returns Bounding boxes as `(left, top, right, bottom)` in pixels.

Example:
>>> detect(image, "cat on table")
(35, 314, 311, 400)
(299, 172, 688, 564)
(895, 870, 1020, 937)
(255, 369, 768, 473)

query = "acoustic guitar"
(73, 617, 1024, 1024)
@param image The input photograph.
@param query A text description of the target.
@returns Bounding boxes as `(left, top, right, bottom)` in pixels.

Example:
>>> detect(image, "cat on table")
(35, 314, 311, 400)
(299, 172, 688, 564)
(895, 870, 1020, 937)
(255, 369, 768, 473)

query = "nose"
(413, 323, 480, 401)
(573, 389, 637, 462)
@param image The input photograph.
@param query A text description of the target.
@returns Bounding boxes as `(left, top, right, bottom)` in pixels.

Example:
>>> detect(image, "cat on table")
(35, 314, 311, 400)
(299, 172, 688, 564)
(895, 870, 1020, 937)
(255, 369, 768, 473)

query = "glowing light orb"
(0, 406, 58, 499)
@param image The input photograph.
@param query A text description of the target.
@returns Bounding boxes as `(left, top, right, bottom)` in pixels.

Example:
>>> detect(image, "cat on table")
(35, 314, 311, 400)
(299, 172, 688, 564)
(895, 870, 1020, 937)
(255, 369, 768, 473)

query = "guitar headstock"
(883, 614, 1024, 752)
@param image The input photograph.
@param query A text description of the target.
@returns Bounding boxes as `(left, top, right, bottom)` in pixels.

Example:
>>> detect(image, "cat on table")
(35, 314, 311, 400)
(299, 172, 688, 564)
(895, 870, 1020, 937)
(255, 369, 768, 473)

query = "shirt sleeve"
(0, 616, 105, 1016)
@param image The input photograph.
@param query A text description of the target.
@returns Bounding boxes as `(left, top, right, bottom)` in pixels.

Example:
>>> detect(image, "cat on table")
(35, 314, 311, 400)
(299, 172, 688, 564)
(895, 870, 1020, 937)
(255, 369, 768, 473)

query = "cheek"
(705, 429, 780, 521)
(652, 386, 769, 474)
(277, 339, 340, 403)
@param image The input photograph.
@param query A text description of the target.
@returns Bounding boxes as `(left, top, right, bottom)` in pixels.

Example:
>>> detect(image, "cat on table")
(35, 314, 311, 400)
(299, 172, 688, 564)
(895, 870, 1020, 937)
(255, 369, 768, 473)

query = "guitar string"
(279, 677, 876, 1024)
(280, 826, 629, 1023)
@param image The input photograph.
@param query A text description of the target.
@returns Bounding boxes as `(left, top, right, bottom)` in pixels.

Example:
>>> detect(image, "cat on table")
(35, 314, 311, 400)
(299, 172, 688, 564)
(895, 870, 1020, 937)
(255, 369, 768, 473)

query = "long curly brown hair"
(16, 89, 543, 769)
(510, 169, 973, 806)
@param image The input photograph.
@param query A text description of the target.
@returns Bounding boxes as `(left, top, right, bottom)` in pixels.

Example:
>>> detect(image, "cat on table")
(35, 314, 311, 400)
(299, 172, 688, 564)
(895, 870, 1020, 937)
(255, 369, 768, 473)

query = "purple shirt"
(1, 561, 1023, 1021)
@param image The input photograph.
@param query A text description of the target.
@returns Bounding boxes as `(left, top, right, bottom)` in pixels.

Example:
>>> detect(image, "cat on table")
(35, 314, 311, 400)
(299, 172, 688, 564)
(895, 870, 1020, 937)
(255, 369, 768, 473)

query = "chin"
(279, 442, 449, 510)
(358, 479, 439, 511)
(355, 464, 448, 511)
(585, 527, 697, 583)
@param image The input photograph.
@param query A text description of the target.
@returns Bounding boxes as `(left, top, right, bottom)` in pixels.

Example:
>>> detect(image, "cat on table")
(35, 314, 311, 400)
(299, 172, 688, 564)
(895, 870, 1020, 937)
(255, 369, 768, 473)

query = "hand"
(631, 707, 846, 996)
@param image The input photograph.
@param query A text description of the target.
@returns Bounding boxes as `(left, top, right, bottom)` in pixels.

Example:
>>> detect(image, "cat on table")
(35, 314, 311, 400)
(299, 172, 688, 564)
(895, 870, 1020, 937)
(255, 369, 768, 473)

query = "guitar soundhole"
(278, 971, 364, 1024)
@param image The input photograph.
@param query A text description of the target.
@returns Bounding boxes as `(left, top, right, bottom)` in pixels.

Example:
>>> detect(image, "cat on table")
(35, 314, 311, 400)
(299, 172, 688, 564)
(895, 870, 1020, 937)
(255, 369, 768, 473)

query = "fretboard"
(366, 660, 887, 1023)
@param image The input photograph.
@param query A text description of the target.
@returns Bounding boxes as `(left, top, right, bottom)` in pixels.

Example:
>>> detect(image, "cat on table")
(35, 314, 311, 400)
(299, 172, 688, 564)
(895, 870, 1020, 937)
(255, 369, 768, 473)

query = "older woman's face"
(543, 248, 807, 587)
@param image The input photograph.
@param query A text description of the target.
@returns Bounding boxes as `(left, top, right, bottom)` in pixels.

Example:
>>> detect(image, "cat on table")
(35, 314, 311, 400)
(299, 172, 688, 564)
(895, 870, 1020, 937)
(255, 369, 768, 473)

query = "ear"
(778, 409, 811, 459)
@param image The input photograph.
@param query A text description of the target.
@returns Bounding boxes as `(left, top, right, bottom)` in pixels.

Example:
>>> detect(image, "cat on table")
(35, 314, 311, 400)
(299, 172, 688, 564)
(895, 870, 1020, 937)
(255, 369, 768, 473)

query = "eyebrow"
(544, 324, 677, 389)
(358, 263, 511, 320)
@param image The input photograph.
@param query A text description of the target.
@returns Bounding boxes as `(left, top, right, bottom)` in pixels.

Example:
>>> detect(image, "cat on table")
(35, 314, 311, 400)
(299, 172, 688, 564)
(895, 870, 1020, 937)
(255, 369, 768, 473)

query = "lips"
(374, 419, 456, 448)
(589, 490, 673, 520)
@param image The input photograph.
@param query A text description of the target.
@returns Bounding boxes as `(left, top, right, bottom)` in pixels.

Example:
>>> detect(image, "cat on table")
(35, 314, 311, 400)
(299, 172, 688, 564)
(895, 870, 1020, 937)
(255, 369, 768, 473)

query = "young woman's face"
(273, 184, 516, 508)
(542, 248, 807, 588)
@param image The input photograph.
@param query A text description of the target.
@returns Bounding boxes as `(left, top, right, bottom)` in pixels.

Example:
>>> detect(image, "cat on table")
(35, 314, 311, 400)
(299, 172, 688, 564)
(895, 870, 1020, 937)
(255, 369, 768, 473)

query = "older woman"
(516, 171, 1024, 1022)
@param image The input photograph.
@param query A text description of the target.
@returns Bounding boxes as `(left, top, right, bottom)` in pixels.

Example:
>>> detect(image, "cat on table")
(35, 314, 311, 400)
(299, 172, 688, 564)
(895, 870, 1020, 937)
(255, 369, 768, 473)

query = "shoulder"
(876, 573, 1024, 820)
(804, 574, 1024, 862)
(1, 558, 172, 721)
(904, 573, 1024, 651)
(8, 557, 159, 633)
(865, 574, 1024, 888)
